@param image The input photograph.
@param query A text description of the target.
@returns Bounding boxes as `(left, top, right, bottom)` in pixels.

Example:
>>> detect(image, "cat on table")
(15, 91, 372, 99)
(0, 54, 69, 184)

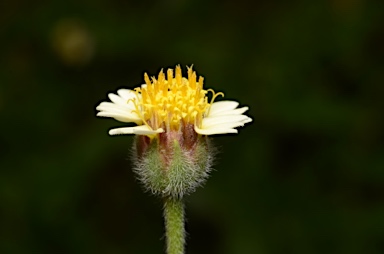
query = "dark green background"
(1, 0, 383, 253)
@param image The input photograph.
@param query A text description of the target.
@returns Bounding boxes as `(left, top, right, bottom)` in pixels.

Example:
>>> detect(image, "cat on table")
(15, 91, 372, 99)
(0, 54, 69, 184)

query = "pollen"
(131, 65, 223, 131)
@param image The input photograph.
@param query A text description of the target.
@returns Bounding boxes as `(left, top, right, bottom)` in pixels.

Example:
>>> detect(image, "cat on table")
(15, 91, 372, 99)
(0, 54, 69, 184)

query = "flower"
(96, 65, 253, 198)
(96, 65, 252, 137)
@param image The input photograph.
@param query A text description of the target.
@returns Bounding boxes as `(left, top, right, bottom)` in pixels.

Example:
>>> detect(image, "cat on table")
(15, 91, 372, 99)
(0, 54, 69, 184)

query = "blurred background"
(1, 0, 383, 253)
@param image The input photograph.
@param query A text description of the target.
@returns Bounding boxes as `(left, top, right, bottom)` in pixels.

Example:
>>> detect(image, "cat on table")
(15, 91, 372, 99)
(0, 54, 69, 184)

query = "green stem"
(163, 197, 185, 254)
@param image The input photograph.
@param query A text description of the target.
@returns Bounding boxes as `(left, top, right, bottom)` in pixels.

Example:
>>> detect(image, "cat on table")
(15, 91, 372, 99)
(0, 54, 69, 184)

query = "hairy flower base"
(132, 125, 213, 198)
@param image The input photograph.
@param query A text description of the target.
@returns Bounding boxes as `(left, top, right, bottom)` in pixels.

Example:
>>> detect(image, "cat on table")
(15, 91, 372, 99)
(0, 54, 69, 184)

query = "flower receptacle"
(132, 124, 213, 199)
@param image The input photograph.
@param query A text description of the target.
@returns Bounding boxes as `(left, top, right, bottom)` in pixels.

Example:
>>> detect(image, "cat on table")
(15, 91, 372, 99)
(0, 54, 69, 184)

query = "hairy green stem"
(163, 197, 185, 254)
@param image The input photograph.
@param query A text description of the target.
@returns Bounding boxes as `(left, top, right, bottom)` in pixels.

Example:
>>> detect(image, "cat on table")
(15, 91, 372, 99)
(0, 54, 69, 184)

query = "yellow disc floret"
(131, 65, 223, 131)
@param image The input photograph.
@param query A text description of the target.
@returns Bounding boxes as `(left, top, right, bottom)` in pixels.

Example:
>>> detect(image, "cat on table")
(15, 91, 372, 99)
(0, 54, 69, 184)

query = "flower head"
(96, 65, 252, 138)
(96, 65, 252, 198)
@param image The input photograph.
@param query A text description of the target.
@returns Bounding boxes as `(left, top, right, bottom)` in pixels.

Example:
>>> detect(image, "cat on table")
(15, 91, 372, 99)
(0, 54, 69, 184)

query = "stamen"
(144, 73, 152, 87)
(175, 65, 182, 85)
(130, 95, 152, 130)
(207, 89, 224, 104)
(133, 66, 223, 131)
(206, 89, 224, 116)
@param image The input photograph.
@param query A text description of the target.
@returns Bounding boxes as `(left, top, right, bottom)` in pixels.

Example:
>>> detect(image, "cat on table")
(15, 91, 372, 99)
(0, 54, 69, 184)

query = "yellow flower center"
(131, 65, 223, 131)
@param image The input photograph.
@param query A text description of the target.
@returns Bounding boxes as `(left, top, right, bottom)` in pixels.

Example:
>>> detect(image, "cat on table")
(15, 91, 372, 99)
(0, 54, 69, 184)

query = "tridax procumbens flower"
(96, 65, 252, 198)
(96, 65, 252, 137)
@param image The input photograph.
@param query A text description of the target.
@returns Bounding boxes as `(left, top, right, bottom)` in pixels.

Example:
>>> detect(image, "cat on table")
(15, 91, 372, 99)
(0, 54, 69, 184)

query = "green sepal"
(132, 136, 213, 198)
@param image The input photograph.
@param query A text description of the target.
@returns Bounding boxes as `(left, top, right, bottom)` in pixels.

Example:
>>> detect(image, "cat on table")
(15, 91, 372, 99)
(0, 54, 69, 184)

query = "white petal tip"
(194, 125, 239, 135)
(108, 126, 164, 136)
(108, 129, 125, 135)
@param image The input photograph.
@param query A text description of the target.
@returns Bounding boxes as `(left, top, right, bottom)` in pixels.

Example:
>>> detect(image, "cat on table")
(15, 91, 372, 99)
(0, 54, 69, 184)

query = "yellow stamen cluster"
(131, 65, 223, 131)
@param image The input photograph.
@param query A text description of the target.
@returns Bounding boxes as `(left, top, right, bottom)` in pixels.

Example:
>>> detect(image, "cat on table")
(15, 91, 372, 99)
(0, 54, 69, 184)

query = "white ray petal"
(97, 107, 134, 117)
(96, 102, 119, 110)
(108, 93, 126, 105)
(117, 89, 137, 101)
(209, 106, 249, 117)
(208, 101, 239, 116)
(97, 112, 141, 123)
(202, 115, 250, 128)
(98, 100, 136, 111)
(96, 102, 135, 113)
(203, 121, 248, 130)
(109, 125, 164, 135)
(241, 117, 253, 124)
(194, 125, 238, 135)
